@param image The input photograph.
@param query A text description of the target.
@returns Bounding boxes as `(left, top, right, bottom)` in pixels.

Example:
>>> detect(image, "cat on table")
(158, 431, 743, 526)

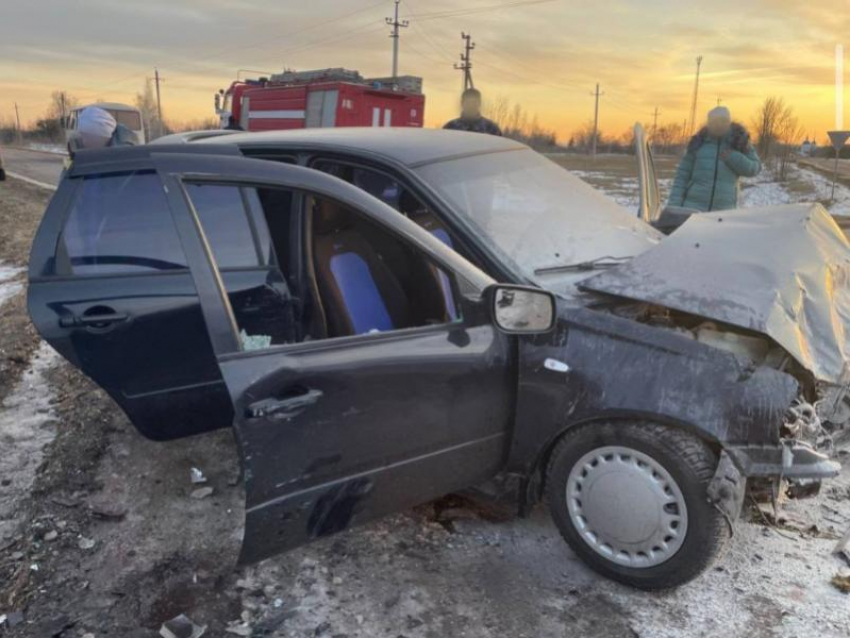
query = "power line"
(403, 1, 457, 64)
(402, 40, 453, 68)
(474, 44, 587, 92)
(413, 0, 556, 21)
(409, 23, 456, 64)
(19, 0, 388, 108)
(473, 42, 643, 113)
(205, 0, 387, 61)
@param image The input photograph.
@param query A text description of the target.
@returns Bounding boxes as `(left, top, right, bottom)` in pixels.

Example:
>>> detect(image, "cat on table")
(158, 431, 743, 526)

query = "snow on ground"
(738, 169, 796, 208)
(737, 163, 850, 214)
(0, 264, 24, 309)
(612, 457, 850, 638)
(793, 165, 850, 216)
(235, 449, 850, 638)
(0, 341, 60, 545)
(568, 169, 673, 211)
(572, 158, 850, 216)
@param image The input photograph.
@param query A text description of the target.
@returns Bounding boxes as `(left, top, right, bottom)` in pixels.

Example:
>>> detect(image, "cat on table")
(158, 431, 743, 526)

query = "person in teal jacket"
(668, 106, 761, 211)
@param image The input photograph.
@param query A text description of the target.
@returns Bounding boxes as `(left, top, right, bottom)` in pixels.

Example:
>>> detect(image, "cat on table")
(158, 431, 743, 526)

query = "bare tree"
(751, 96, 802, 178)
(571, 120, 604, 153)
(752, 96, 793, 159)
(482, 95, 511, 131)
(135, 79, 161, 142)
(775, 109, 804, 181)
(482, 95, 558, 150)
(47, 91, 80, 121)
(652, 122, 685, 154)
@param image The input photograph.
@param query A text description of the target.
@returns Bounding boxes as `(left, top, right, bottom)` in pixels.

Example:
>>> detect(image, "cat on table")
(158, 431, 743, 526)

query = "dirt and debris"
(190, 487, 215, 500)
(2, 169, 850, 636)
(159, 613, 207, 638)
(831, 572, 850, 594)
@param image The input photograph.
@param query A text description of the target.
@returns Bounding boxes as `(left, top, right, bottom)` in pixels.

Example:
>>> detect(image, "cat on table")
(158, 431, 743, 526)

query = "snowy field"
(559, 153, 850, 217)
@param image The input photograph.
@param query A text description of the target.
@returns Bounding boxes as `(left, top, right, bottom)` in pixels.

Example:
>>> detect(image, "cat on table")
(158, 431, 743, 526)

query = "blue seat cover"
(330, 252, 394, 334)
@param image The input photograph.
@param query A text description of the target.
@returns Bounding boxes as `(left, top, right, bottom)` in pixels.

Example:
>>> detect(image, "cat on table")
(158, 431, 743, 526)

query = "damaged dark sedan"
(27, 129, 848, 589)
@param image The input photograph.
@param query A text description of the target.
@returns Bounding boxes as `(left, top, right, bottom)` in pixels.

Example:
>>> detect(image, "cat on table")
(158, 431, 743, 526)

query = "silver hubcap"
(566, 445, 688, 568)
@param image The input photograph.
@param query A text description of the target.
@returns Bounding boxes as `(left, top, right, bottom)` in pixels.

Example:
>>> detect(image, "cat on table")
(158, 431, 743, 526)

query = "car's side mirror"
(488, 285, 556, 334)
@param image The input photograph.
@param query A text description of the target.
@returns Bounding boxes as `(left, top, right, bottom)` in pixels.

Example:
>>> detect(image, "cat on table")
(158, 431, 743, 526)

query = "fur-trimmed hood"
(687, 122, 751, 153)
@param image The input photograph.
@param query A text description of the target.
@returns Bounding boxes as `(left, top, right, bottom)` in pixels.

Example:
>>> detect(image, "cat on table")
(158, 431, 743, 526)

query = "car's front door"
(154, 153, 515, 564)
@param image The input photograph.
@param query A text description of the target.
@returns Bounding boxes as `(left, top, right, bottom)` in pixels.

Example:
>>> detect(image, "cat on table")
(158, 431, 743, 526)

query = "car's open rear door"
(152, 152, 514, 565)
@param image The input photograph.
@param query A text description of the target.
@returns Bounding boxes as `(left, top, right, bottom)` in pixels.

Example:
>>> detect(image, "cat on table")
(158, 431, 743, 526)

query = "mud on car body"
(28, 130, 847, 589)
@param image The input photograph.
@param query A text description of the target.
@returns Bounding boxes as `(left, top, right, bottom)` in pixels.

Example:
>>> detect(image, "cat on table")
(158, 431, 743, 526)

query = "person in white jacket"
(73, 107, 137, 151)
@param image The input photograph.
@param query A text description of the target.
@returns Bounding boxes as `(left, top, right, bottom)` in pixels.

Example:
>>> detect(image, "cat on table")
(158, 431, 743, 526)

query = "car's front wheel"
(546, 421, 730, 590)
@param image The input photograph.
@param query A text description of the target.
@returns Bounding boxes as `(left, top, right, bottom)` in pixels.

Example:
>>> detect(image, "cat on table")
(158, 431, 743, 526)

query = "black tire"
(546, 421, 729, 590)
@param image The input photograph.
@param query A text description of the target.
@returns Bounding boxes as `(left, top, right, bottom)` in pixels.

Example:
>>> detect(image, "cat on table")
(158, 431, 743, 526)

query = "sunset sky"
(1, 0, 847, 143)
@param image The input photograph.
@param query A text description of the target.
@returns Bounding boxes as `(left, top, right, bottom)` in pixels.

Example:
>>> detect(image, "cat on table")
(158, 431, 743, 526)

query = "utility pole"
(651, 106, 661, 137)
(154, 68, 164, 139)
(454, 32, 475, 92)
(687, 55, 703, 136)
(590, 83, 604, 158)
(14, 102, 22, 144)
(716, 96, 722, 107)
(385, 0, 409, 83)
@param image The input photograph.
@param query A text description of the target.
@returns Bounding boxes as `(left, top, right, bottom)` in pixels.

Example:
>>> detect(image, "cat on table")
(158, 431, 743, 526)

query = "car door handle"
(246, 389, 323, 418)
(59, 311, 129, 328)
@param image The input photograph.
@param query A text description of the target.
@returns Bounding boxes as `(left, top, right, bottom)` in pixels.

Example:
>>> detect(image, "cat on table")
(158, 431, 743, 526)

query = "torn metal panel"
(507, 307, 800, 473)
(581, 204, 850, 385)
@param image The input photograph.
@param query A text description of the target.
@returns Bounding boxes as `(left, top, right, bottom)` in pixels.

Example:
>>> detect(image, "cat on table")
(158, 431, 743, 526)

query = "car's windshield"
(416, 149, 660, 290)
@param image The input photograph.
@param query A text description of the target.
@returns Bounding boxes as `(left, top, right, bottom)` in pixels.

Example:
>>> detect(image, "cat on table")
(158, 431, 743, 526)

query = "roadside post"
(827, 130, 850, 201)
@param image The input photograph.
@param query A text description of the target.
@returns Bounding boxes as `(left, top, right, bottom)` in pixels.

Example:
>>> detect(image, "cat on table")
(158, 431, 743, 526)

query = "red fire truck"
(214, 68, 425, 132)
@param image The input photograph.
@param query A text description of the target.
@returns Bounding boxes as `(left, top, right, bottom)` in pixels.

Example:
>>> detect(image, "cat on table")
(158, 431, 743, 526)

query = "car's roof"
(194, 127, 527, 167)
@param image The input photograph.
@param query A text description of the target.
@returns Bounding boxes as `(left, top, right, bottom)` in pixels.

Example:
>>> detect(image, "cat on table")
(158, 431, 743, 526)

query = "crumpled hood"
(580, 203, 850, 385)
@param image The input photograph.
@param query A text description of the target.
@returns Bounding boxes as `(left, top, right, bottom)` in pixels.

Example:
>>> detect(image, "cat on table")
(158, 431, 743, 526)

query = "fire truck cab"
(215, 68, 425, 132)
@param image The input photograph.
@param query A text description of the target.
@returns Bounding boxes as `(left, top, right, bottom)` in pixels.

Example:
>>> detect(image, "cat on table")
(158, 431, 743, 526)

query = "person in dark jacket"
(443, 88, 502, 136)
(668, 106, 761, 212)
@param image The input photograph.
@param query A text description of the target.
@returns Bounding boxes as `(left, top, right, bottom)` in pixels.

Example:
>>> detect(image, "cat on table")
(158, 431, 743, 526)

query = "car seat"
(312, 199, 411, 337)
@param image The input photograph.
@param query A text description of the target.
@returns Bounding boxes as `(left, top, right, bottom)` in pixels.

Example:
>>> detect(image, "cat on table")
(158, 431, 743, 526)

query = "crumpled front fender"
(507, 307, 799, 475)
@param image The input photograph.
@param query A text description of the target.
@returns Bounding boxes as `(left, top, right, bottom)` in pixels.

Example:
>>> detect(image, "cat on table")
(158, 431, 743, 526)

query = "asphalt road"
(1, 146, 65, 188)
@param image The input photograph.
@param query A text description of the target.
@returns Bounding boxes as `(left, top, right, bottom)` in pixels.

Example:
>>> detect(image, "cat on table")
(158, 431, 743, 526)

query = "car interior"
(196, 184, 462, 350)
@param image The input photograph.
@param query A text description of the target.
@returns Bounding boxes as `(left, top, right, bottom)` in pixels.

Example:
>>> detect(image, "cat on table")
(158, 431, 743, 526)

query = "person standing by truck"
(443, 88, 502, 136)
(668, 106, 760, 212)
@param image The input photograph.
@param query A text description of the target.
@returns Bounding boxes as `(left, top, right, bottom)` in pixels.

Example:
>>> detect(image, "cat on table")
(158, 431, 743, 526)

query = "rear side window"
(61, 172, 187, 275)
(185, 184, 264, 268)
